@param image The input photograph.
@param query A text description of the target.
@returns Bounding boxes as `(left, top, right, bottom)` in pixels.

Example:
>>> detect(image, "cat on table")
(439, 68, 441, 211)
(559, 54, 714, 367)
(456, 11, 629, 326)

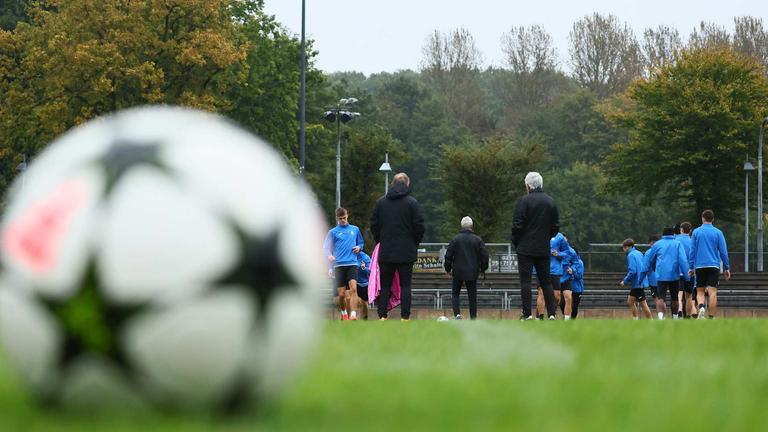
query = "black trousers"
(572, 292, 582, 319)
(451, 278, 478, 319)
(518, 254, 557, 317)
(378, 262, 413, 319)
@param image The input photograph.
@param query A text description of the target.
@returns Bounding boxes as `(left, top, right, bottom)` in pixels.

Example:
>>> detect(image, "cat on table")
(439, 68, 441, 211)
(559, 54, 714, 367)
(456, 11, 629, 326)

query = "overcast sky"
(263, 0, 764, 75)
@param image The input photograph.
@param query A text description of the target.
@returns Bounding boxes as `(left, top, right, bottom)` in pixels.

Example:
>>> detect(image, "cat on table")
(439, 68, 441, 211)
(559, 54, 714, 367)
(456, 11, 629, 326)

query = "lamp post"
(298, 0, 306, 177)
(745, 160, 755, 272)
(379, 153, 392, 194)
(759, 117, 767, 271)
(323, 98, 360, 209)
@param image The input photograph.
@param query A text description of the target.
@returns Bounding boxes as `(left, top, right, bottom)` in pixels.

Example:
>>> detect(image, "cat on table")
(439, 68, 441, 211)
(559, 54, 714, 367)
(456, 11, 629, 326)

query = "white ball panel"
(278, 187, 329, 294)
(160, 121, 294, 238)
(250, 291, 319, 399)
(0, 286, 61, 395)
(122, 290, 254, 406)
(98, 166, 237, 303)
(58, 355, 148, 411)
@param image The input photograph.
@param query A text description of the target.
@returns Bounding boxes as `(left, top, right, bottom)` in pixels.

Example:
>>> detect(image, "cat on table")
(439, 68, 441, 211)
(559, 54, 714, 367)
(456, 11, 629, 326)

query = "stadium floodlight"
(299, 0, 306, 177)
(379, 153, 392, 194)
(759, 118, 767, 271)
(323, 98, 361, 209)
(745, 160, 755, 272)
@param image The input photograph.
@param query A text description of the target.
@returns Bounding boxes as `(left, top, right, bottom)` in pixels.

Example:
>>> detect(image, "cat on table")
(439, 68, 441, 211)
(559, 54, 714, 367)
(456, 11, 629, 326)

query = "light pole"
(379, 153, 392, 194)
(298, 0, 306, 177)
(745, 160, 755, 272)
(323, 98, 360, 209)
(759, 117, 767, 271)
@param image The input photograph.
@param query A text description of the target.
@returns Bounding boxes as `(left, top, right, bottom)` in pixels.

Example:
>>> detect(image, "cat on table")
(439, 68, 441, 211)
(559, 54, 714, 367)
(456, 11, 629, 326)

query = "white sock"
(658, 312, 664, 320)
(564, 315, 571, 320)
(350, 311, 357, 318)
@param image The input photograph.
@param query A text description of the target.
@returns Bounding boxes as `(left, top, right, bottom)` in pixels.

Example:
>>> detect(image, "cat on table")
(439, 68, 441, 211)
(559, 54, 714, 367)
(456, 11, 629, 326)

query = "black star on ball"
(100, 140, 167, 193)
(216, 226, 299, 317)
(39, 261, 146, 375)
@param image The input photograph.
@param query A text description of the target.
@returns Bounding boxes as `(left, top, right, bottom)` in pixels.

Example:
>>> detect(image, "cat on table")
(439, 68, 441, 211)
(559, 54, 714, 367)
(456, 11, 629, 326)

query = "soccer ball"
(0, 106, 328, 411)
(436, 316, 450, 322)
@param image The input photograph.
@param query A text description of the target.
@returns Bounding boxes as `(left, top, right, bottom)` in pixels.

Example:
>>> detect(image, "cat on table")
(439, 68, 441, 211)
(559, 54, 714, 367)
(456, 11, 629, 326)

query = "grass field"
(1, 319, 767, 431)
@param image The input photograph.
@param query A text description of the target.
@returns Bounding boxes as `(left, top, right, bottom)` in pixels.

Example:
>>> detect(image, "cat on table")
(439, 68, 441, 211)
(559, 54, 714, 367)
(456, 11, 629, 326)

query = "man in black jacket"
(511, 172, 560, 320)
(444, 216, 489, 320)
(370, 173, 426, 320)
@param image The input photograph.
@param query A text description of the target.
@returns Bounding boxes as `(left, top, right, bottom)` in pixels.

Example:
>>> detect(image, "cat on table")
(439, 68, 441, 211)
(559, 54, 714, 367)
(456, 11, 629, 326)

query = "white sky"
(263, 0, 765, 75)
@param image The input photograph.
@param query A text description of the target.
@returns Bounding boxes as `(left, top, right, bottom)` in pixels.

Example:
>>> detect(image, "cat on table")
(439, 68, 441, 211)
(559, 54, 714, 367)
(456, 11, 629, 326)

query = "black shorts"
(649, 286, 658, 298)
(657, 280, 679, 300)
(629, 288, 646, 301)
(334, 265, 358, 289)
(695, 268, 719, 288)
(560, 280, 572, 291)
(550, 276, 561, 291)
(679, 277, 694, 294)
(357, 284, 369, 302)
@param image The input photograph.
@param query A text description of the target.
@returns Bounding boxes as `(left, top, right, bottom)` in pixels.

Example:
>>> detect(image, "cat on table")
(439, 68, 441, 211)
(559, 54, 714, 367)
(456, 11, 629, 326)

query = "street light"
(745, 160, 755, 272)
(298, 0, 306, 177)
(323, 98, 360, 209)
(379, 153, 392, 194)
(759, 117, 768, 271)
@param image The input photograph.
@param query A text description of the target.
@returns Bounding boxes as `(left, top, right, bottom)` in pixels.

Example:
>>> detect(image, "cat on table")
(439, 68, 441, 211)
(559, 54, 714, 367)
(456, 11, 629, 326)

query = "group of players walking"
(621, 209, 730, 320)
(323, 171, 731, 321)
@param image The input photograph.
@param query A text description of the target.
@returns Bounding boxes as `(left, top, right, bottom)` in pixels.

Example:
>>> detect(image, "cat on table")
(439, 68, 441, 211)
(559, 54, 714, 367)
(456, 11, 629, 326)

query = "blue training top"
(357, 251, 371, 286)
(623, 247, 647, 288)
(571, 255, 585, 293)
(691, 223, 730, 270)
(323, 224, 364, 267)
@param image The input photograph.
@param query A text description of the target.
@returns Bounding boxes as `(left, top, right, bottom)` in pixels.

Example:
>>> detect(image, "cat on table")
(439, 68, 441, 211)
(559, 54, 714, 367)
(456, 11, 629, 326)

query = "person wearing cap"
(643, 227, 690, 320)
(443, 216, 489, 320)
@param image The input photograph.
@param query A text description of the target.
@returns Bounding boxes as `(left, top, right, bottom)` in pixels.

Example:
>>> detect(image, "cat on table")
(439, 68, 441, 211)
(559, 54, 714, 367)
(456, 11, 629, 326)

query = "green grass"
(2, 319, 768, 431)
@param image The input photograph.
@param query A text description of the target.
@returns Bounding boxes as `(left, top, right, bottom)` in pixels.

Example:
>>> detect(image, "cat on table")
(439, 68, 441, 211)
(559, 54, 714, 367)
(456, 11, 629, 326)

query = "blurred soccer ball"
(436, 316, 450, 322)
(0, 106, 328, 411)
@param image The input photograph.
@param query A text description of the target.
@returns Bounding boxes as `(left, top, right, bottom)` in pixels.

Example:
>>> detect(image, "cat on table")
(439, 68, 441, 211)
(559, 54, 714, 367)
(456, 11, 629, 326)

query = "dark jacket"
(444, 229, 490, 280)
(511, 188, 559, 257)
(370, 182, 426, 263)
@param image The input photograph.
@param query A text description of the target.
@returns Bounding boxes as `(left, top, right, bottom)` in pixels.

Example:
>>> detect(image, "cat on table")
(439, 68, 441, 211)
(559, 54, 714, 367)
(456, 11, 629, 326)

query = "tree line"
(1, 2, 767, 256)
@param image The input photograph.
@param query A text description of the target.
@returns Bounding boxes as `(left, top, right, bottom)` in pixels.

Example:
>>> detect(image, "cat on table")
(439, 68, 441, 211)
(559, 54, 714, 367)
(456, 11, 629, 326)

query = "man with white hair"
(511, 172, 561, 320)
(443, 216, 489, 320)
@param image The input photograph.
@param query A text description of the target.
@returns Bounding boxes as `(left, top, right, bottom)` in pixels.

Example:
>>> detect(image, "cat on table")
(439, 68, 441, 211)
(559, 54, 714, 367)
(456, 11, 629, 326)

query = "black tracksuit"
(370, 182, 425, 319)
(511, 188, 560, 318)
(444, 229, 489, 319)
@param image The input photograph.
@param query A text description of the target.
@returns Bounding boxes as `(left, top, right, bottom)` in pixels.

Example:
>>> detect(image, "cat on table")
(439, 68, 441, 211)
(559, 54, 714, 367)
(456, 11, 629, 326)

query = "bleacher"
(408, 272, 768, 310)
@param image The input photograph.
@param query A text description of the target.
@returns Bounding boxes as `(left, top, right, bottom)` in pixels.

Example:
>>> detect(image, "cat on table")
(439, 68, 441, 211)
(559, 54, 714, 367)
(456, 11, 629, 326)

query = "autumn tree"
(569, 13, 644, 97)
(642, 25, 683, 72)
(605, 49, 768, 222)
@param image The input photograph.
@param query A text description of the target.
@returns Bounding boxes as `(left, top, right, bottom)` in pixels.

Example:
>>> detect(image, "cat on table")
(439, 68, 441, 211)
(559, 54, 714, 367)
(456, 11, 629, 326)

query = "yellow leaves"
(177, 30, 245, 68)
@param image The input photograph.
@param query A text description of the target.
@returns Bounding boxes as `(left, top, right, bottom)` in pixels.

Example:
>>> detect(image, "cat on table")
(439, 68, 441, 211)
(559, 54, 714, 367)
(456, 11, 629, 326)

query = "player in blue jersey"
(620, 238, 652, 319)
(690, 210, 731, 319)
(323, 207, 365, 321)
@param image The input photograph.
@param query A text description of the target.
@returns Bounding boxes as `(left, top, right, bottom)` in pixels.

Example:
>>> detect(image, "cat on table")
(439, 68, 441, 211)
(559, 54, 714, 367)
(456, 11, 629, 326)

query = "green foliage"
(546, 162, 671, 252)
(0, 0, 31, 31)
(437, 135, 548, 242)
(0, 0, 255, 195)
(227, 4, 326, 169)
(605, 48, 768, 222)
(518, 89, 619, 168)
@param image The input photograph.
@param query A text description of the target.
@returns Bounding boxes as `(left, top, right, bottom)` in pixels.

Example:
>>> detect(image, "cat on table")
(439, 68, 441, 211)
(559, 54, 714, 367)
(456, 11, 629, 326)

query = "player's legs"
(549, 276, 561, 318)
(655, 283, 668, 319)
(708, 287, 718, 318)
(561, 282, 573, 319)
(572, 292, 582, 319)
(346, 278, 359, 320)
(640, 299, 652, 319)
(466, 280, 478, 319)
(627, 295, 638, 319)
(536, 286, 545, 319)
(451, 278, 464, 318)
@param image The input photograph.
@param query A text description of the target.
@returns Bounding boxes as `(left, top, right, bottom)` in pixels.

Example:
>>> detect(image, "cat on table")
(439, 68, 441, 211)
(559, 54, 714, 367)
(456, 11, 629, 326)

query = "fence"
(415, 242, 768, 274)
